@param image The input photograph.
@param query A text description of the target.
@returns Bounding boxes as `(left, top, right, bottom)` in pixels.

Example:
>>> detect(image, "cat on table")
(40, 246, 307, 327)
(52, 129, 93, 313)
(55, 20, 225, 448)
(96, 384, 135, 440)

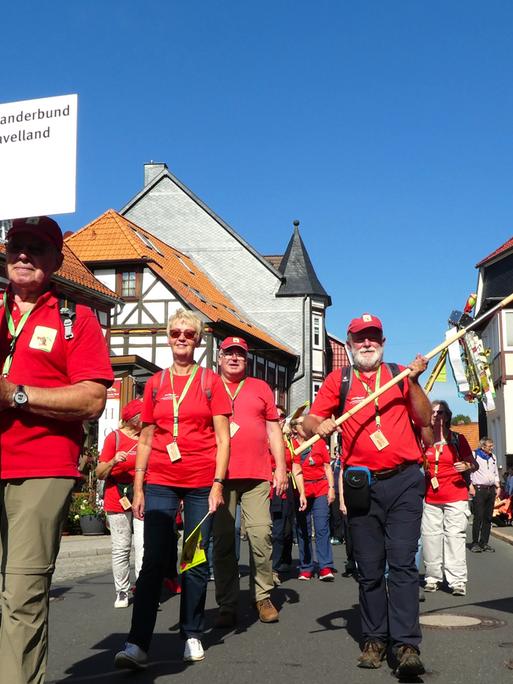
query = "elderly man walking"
(303, 314, 431, 678)
(0, 217, 113, 684)
(213, 336, 288, 626)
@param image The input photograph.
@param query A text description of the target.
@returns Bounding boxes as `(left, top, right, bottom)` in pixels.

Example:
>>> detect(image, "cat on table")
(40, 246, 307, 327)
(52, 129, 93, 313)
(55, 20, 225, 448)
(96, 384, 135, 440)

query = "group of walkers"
(0, 214, 503, 683)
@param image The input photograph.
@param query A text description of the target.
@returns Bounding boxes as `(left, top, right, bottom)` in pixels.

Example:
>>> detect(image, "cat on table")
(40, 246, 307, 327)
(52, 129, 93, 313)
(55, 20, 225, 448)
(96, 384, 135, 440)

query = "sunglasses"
(221, 350, 247, 359)
(169, 329, 197, 340)
(6, 240, 52, 256)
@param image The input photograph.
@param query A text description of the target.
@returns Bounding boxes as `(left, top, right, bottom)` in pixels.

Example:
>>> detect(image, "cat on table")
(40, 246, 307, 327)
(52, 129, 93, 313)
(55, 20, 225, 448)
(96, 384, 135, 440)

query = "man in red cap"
(213, 336, 288, 625)
(0, 216, 114, 683)
(304, 314, 431, 678)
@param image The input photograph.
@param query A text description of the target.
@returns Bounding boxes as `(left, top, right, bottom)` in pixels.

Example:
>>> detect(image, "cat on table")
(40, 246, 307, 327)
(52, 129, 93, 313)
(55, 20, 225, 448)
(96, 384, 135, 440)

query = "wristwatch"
(12, 385, 28, 409)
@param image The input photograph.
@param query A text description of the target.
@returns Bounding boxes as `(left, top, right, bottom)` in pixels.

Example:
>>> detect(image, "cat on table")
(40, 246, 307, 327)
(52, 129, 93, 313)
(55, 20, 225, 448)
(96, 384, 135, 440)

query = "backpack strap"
(152, 369, 167, 403)
(384, 363, 404, 394)
(200, 367, 213, 402)
(58, 295, 76, 340)
(338, 365, 353, 416)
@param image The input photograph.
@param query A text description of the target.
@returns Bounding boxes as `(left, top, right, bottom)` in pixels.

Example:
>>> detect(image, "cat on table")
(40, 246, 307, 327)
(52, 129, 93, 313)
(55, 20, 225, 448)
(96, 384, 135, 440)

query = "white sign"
(0, 94, 78, 220)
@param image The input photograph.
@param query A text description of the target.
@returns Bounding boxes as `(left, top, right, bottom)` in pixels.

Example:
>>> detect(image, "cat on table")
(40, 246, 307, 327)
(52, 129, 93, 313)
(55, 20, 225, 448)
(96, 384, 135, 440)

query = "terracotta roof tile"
(451, 422, 480, 451)
(476, 236, 513, 268)
(66, 210, 294, 355)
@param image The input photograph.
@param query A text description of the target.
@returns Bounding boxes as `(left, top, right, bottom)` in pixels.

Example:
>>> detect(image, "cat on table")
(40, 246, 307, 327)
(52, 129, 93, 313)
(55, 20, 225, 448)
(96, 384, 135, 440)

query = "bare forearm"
(407, 380, 432, 427)
(0, 379, 108, 421)
(133, 426, 154, 491)
(213, 415, 230, 480)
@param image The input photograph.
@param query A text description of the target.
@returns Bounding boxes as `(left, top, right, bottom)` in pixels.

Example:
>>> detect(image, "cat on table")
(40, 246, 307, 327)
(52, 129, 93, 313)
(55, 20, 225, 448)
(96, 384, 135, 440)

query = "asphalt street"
(44, 527, 513, 684)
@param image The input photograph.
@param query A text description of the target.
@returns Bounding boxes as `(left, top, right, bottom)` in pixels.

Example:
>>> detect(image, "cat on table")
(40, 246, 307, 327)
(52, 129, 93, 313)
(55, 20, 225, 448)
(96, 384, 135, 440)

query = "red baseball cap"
(7, 216, 63, 251)
(121, 399, 143, 422)
(347, 313, 383, 336)
(220, 336, 249, 352)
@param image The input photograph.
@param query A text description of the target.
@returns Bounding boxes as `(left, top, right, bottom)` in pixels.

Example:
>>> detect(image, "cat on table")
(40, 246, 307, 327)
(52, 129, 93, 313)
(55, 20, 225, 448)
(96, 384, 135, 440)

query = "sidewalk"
(58, 533, 112, 558)
(491, 524, 513, 546)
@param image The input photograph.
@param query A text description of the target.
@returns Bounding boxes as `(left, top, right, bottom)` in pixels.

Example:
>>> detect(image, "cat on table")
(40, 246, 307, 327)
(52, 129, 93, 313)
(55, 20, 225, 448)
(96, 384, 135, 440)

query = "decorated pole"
(296, 290, 513, 455)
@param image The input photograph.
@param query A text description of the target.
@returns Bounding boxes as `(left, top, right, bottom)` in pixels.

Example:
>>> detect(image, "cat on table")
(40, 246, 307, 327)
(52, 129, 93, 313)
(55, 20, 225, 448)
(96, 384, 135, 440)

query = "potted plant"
(69, 445, 106, 535)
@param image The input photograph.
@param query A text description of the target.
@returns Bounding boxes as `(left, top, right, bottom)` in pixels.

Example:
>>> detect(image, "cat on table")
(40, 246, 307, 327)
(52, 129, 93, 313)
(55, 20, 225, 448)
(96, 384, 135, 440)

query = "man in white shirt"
(470, 437, 500, 552)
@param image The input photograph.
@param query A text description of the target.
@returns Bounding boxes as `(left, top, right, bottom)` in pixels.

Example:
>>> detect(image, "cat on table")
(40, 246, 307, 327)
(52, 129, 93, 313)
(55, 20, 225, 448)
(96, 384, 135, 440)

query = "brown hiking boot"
(394, 644, 425, 678)
(357, 640, 387, 669)
(255, 598, 279, 623)
(214, 610, 237, 628)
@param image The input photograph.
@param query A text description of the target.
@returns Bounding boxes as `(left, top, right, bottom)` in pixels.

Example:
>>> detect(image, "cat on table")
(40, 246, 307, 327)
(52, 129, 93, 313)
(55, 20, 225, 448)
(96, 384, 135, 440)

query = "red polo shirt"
(0, 290, 114, 479)
(310, 364, 423, 470)
(293, 438, 330, 497)
(141, 368, 231, 488)
(424, 433, 473, 504)
(99, 430, 138, 513)
(223, 377, 279, 481)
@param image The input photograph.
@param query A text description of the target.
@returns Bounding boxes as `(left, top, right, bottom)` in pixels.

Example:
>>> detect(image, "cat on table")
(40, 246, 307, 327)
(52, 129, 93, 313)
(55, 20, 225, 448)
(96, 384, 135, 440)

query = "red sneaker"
(298, 571, 313, 581)
(319, 568, 335, 581)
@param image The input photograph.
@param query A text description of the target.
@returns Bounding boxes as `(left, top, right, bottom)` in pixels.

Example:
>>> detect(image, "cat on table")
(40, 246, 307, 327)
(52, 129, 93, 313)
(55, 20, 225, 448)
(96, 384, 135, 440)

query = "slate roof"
(476, 235, 513, 267)
(277, 225, 331, 304)
(66, 210, 295, 356)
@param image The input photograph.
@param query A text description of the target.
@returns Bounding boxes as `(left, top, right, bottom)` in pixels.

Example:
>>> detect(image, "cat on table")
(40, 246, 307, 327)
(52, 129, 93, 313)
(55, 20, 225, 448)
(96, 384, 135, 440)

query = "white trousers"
(421, 500, 470, 587)
(107, 511, 144, 593)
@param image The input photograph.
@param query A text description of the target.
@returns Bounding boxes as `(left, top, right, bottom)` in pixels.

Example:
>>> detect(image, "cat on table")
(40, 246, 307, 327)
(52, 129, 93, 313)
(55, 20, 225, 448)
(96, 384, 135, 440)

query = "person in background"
(97, 399, 144, 608)
(421, 401, 477, 597)
(0, 216, 113, 684)
(291, 417, 335, 581)
(470, 437, 500, 552)
(329, 449, 344, 545)
(115, 309, 231, 669)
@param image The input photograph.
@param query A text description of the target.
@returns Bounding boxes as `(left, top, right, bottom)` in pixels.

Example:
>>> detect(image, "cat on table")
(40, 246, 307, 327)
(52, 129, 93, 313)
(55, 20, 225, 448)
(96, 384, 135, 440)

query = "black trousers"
(349, 465, 425, 650)
(472, 486, 496, 546)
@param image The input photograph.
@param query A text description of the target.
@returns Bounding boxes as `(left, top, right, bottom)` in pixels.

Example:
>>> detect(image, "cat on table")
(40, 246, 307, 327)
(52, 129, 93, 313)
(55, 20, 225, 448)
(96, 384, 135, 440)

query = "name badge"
(119, 496, 132, 510)
(229, 421, 240, 438)
(29, 326, 58, 352)
(430, 476, 439, 490)
(167, 442, 182, 462)
(369, 429, 390, 451)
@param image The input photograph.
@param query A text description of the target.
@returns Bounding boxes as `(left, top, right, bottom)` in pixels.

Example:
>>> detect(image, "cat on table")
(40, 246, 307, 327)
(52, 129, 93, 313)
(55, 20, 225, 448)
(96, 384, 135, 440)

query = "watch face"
(14, 390, 27, 404)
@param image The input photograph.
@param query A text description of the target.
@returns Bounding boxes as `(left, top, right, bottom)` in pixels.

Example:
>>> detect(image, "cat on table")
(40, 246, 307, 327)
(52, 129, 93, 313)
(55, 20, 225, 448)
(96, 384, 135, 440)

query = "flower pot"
(79, 514, 105, 536)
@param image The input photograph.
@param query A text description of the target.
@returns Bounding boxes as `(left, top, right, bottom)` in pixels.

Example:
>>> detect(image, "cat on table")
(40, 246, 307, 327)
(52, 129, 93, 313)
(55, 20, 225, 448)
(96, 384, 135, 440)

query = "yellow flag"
(435, 359, 447, 383)
(179, 512, 209, 573)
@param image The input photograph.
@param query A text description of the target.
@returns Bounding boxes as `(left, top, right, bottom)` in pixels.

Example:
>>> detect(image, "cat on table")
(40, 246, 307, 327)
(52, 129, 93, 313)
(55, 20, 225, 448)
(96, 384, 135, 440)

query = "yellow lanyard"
(169, 365, 199, 440)
(2, 292, 33, 376)
(222, 378, 245, 418)
(433, 441, 446, 476)
(354, 366, 382, 429)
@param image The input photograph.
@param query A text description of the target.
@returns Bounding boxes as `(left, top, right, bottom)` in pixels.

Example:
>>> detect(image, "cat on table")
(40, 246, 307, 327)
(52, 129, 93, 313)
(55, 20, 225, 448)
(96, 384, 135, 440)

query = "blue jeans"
(128, 485, 212, 650)
(296, 495, 333, 572)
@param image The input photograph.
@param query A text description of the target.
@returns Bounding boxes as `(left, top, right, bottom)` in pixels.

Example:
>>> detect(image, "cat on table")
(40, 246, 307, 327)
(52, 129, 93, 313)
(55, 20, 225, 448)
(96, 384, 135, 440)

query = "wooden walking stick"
(296, 291, 513, 455)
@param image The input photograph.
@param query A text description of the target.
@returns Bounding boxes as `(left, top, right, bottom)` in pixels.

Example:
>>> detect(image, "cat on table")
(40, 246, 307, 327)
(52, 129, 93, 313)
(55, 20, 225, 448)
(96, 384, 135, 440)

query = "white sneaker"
(114, 591, 129, 608)
(424, 581, 438, 592)
(452, 584, 466, 596)
(184, 637, 205, 662)
(114, 642, 148, 670)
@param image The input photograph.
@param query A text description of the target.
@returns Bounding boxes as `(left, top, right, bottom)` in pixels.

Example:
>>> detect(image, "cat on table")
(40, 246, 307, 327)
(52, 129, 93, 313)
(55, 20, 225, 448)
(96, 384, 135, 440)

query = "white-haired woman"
(97, 399, 144, 609)
(421, 400, 477, 597)
(115, 309, 231, 669)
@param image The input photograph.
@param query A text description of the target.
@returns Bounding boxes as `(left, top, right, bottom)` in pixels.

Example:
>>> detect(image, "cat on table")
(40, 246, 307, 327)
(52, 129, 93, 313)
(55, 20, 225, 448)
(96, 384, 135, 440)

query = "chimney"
(144, 161, 168, 186)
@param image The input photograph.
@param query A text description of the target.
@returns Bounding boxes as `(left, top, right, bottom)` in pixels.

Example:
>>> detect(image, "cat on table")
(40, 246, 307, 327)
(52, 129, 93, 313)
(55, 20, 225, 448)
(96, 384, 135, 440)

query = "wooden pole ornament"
(296, 291, 513, 455)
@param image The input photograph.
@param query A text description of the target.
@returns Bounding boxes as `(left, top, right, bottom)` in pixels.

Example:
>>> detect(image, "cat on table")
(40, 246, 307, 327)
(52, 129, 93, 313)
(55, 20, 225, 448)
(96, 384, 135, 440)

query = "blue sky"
(4, 1, 513, 418)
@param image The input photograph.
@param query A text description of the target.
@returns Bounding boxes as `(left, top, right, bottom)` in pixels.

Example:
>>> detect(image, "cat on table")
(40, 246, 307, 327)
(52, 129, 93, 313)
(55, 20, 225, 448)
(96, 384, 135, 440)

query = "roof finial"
(293, 219, 300, 228)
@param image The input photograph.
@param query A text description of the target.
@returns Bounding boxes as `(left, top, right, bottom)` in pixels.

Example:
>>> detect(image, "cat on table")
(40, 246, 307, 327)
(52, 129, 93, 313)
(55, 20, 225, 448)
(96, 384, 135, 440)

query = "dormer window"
(116, 267, 142, 300)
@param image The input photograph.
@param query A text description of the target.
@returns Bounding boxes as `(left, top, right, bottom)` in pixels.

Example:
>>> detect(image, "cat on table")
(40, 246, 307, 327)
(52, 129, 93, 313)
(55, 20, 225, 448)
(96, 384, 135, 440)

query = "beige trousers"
(213, 479, 273, 608)
(0, 477, 74, 684)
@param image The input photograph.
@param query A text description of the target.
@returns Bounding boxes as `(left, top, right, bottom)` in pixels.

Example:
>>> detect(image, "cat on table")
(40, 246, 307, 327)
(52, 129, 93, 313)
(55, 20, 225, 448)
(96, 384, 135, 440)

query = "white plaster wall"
(93, 268, 116, 291)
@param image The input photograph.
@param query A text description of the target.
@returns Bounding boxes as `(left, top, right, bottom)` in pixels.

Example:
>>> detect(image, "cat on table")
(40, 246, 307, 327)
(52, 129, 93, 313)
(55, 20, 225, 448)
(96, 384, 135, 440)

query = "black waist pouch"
(343, 467, 372, 514)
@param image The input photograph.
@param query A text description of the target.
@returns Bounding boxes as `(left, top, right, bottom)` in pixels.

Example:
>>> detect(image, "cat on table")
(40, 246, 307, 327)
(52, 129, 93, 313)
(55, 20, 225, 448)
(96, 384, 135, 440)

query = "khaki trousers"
(0, 477, 74, 684)
(213, 479, 273, 609)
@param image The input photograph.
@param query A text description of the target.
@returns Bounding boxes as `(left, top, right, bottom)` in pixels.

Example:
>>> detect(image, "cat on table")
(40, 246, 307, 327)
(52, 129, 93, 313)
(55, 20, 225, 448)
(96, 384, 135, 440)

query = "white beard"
(352, 345, 384, 372)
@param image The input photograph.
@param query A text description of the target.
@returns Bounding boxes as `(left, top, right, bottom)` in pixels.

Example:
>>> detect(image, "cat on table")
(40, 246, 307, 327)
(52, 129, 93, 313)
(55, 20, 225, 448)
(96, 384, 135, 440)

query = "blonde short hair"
(167, 308, 203, 342)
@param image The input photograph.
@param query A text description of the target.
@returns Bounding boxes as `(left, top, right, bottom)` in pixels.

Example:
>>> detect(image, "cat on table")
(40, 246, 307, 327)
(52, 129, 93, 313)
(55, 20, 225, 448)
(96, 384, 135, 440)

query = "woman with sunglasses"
(115, 309, 231, 669)
(421, 400, 477, 597)
(96, 399, 144, 609)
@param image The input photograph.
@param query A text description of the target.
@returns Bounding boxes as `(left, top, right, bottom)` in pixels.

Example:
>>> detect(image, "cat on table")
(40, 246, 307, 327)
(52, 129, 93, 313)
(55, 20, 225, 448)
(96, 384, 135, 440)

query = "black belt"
(372, 461, 417, 481)
(474, 484, 495, 489)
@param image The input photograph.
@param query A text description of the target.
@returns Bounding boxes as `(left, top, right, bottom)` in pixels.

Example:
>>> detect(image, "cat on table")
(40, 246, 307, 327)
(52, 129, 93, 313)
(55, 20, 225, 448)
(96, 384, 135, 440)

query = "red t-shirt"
(0, 290, 114, 479)
(310, 365, 422, 470)
(141, 367, 231, 488)
(424, 433, 473, 504)
(99, 430, 138, 513)
(293, 438, 330, 497)
(224, 377, 279, 481)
